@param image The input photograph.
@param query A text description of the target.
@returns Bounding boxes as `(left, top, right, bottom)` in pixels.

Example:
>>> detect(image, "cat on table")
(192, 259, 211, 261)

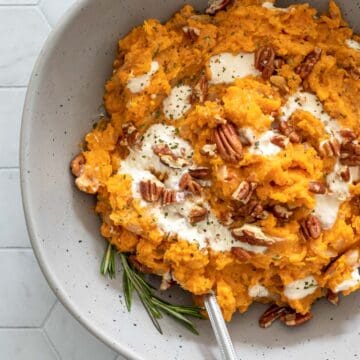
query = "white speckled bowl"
(21, 1, 360, 359)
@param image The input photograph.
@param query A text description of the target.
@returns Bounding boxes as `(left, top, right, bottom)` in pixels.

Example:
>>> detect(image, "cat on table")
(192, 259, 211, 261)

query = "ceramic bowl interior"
(21, 0, 360, 359)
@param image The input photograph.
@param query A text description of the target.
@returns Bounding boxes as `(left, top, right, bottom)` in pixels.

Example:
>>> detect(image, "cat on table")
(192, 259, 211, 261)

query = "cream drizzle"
(127, 61, 159, 93)
(335, 268, 360, 292)
(346, 39, 360, 51)
(248, 130, 283, 156)
(248, 284, 270, 298)
(262, 2, 290, 12)
(163, 85, 192, 120)
(209, 52, 260, 84)
(118, 124, 270, 253)
(284, 275, 318, 300)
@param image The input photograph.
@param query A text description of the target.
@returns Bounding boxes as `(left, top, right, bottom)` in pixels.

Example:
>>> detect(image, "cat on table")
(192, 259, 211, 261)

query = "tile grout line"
(40, 299, 58, 328)
(0, 85, 27, 88)
(0, 247, 33, 251)
(36, 3, 53, 30)
(0, 326, 41, 329)
(0, 167, 20, 170)
(41, 327, 62, 360)
(0, 4, 39, 7)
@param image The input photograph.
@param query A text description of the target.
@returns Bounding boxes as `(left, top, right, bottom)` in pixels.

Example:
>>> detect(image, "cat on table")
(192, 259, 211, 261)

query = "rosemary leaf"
(102, 251, 205, 335)
(122, 269, 133, 311)
(100, 243, 116, 279)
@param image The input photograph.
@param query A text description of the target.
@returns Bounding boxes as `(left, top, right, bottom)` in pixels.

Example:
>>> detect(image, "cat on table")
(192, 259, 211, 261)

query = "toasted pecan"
(71, 153, 86, 178)
(162, 189, 178, 206)
(326, 289, 339, 306)
(214, 123, 243, 163)
(153, 144, 189, 169)
(295, 48, 322, 79)
(340, 140, 360, 166)
(188, 205, 208, 224)
(231, 247, 252, 261)
(308, 181, 326, 194)
(189, 167, 211, 180)
(300, 214, 322, 239)
(179, 173, 202, 195)
(255, 46, 276, 80)
(272, 204, 293, 220)
(259, 305, 288, 328)
(139, 180, 163, 202)
(191, 75, 208, 104)
(319, 138, 341, 157)
(205, 0, 232, 15)
(182, 26, 200, 41)
(280, 310, 313, 327)
(231, 181, 257, 204)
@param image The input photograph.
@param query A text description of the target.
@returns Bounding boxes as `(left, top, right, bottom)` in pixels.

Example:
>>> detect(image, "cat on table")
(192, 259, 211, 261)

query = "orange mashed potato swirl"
(71, 0, 360, 324)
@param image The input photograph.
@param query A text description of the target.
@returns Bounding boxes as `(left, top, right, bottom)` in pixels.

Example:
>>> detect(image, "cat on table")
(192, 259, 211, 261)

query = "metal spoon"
(204, 292, 238, 360)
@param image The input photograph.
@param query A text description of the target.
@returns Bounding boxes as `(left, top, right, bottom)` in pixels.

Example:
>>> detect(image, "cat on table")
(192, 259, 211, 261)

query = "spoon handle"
(204, 292, 238, 360)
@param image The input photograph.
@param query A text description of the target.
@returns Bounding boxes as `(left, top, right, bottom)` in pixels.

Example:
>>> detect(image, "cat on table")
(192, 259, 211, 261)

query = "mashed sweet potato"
(71, 0, 360, 325)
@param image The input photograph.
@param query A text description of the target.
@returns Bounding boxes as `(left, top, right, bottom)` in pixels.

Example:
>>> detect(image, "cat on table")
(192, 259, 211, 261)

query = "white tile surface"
(0, 0, 122, 357)
(0, 89, 26, 167)
(44, 302, 118, 360)
(0, 169, 30, 247)
(0, 0, 38, 3)
(0, 7, 50, 86)
(0, 249, 56, 326)
(39, 0, 77, 26)
(0, 329, 58, 360)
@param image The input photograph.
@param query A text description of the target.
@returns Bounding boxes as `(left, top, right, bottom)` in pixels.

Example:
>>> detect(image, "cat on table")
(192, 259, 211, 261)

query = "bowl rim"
(20, 1, 141, 358)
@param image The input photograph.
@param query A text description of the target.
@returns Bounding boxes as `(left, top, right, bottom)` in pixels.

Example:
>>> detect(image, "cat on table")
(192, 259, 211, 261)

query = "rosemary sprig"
(100, 242, 116, 279)
(99, 244, 205, 334)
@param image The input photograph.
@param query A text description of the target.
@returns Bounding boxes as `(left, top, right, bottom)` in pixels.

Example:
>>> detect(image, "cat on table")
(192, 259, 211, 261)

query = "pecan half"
(280, 310, 313, 327)
(188, 205, 208, 224)
(231, 181, 257, 204)
(120, 122, 140, 147)
(259, 305, 288, 328)
(295, 48, 322, 79)
(191, 75, 208, 103)
(300, 214, 322, 239)
(270, 134, 289, 149)
(231, 247, 252, 261)
(71, 153, 85, 177)
(214, 123, 243, 163)
(255, 46, 276, 80)
(340, 129, 357, 141)
(340, 141, 360, 166)
(182, 26, 200, 41)
(308, 181, 326, 194)
(179, 173, 202, 195)
(205, 0, 232, 15)
(272, 204, 293, 220)
(162, 189, 178, 206)
(278, 121, 301, 143)
(153, 144, 189, 169)
(340, 166, 350, 182)
(200, 143, 217, 157)
(189, 167, 211, 180)
(139, 180, 163, 202)
(270, 75, 289, 94)
(232, 227, 275, 246)
(235, 200, 267, 220)
(319, 138, 341, 157)
(326, 289, 339, 306)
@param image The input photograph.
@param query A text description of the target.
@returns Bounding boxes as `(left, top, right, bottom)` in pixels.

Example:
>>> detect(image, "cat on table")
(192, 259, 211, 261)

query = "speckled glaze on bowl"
(20, 1, 360, 359)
